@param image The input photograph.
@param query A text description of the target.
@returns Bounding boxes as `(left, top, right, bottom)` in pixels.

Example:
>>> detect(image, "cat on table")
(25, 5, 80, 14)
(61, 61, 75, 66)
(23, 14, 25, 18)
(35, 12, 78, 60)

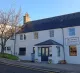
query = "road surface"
(0, 62, 49, 73)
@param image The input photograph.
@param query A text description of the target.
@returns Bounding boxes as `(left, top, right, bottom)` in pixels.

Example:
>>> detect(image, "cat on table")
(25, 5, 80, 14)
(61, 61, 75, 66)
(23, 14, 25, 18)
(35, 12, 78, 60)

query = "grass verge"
(0, 53, 19, 60)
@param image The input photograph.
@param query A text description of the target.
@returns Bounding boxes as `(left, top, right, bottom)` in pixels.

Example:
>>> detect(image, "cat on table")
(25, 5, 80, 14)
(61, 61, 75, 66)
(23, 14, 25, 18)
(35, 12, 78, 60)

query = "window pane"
(69, 28, 75, 36)
(42, 48, 45, 55)
(46, 48, 48, 56)
(20, 34, 23, 40)
(49, 48, 52, 56)
(7, 47, 11, 51)
(24, 34, 26, 40)
(56, 46, 60, 57)
(34, 32, 38, 39)
(50, 29, 54, 37)
(38, 47, 41, 56)
(33, 47, 35, 54)
(19, 48, 26, 55)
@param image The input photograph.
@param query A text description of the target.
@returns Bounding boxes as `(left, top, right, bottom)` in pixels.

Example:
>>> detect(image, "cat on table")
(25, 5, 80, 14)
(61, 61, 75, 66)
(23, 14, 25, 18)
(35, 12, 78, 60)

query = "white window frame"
(24, 34, 26, 40)
(34, 32, 38, 39)
(56, 46, 60, 57)
(68, 28, 75, 36)
(49, 29, 54, 37)
(20, 34, 23, 40)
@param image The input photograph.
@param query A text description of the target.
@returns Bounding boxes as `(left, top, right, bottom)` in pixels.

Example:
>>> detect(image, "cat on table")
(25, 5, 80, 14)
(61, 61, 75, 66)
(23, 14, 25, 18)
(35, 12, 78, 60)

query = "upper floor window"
(50, 29, 54, 37)
(20, 34, 23, 40)
(24, 34, 26, 40)
(34, 32, 38, 39)
(69, 28, 75, 36)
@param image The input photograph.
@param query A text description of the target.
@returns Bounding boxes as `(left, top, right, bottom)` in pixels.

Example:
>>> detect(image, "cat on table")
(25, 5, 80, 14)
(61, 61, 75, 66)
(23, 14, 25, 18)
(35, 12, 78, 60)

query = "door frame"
(41, 47, 49, 61)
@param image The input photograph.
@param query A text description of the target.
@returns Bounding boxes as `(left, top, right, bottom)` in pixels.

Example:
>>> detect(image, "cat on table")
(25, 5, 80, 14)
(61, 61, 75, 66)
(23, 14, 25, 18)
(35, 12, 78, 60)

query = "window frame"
(69, 28, 75, 36)
(7, 47, 11, 51)
(34, 32, 38, 39)
(24, 34, 26, 40)
(56, 46, 60, 57)
(38, 47, 41, 56)
(69, 45, 77, 56)
(20, 34, 23, 40)
(19, 48, 26, 56)
(33, 47, 35, 54)
(49, 29, 54, 37)
(49, 48, 52, 57)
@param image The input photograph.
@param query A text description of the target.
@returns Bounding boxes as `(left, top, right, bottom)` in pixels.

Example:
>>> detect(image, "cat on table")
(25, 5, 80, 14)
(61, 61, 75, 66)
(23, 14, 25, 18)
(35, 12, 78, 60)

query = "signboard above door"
(65, 37, 79, 45)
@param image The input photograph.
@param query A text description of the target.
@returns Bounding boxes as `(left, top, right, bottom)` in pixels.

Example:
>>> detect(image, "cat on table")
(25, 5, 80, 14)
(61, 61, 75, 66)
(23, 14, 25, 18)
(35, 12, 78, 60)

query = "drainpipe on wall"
(62, 28, 65, 61)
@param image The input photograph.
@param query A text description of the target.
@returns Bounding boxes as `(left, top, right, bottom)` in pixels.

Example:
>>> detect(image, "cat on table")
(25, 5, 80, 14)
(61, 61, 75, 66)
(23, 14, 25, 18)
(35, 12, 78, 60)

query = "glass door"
(41, 47, 49, 61)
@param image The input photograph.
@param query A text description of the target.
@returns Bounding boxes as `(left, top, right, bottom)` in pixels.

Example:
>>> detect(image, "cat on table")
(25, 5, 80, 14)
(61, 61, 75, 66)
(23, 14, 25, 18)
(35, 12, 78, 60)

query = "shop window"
(69, 46, 77, 56)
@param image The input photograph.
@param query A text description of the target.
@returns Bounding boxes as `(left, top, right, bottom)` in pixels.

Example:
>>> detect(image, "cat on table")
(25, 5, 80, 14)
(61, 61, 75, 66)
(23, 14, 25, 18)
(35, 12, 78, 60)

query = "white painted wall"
(5, 39, 14, 54)
(0, 38, 14, 54)
(15, 28, 63, 61)
(63, 26, 80, 64)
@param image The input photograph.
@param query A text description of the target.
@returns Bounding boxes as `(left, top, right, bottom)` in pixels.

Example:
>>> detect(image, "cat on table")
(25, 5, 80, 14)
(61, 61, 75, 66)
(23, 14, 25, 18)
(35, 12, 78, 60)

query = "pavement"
(0, 58, 80, 73)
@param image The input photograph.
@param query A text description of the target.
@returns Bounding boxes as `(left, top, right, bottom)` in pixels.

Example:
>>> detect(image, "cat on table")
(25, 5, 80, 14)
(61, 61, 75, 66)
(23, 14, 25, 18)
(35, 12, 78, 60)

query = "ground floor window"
(19, 48, 26, 55)
(38, 47, 41, 56)
(7, 47, 11, 51)
(69, 45, 77, 56)
(33, 47, 35, 54)
(49, 47, 52, 57)
(56, 46, 60, 57)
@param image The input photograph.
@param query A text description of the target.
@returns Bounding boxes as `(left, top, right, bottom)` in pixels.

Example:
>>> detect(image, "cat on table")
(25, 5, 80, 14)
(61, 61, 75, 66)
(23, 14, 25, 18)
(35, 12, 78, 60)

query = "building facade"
(4, 12, 80, 64)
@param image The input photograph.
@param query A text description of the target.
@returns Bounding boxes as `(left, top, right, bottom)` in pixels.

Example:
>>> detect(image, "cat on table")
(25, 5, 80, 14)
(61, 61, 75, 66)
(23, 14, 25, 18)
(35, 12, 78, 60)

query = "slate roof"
(35, 39, 63, 46)
(18, 12, 80, 33)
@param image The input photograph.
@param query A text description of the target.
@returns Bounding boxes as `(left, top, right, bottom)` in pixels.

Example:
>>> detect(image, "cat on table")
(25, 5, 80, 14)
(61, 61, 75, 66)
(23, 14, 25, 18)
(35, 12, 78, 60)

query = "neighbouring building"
(5, 12, 80, 64)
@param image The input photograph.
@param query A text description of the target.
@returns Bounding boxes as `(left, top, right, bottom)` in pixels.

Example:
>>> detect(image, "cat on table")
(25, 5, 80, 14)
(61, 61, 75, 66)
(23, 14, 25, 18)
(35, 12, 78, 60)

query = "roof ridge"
(25, 12, 80, 24)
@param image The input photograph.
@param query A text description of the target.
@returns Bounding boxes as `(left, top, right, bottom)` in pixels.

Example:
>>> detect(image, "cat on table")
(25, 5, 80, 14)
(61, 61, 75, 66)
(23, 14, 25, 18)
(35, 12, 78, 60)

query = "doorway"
(41, 47, 49, 61)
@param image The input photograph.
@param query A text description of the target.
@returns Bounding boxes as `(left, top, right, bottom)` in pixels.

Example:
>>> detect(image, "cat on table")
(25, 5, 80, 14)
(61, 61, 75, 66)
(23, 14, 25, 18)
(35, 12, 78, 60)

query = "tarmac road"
(0, 62, 50, 73)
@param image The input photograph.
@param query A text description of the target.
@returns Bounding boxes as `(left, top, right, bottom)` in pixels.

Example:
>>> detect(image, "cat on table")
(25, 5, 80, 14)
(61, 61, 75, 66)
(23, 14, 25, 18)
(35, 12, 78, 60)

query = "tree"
(0, 9, 22, 54)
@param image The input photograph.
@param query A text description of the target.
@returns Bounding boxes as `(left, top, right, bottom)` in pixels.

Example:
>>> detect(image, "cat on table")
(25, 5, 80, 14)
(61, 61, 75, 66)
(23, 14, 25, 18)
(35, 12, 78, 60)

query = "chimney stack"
(24, 13, 30, 24)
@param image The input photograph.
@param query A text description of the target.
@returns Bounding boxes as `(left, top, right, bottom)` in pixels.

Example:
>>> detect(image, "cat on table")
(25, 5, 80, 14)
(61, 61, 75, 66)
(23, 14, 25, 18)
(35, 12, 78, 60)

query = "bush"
(0, 53, 19, 60)
(48, 59, 52, 64)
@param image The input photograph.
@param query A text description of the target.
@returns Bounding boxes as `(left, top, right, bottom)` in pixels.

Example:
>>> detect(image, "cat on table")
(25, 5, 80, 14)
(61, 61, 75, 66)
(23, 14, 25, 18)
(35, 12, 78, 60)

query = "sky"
(0, 0, 80, 22)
